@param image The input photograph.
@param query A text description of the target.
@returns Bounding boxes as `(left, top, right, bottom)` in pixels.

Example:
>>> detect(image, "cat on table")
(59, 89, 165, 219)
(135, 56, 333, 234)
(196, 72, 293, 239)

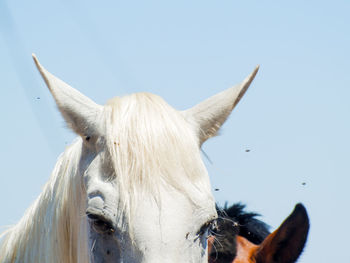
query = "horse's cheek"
(89, 232, 121, 263)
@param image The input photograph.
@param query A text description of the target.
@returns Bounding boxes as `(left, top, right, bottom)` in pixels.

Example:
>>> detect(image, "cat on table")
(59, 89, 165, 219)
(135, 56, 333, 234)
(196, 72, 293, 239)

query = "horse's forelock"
(100, 92, 213, 229)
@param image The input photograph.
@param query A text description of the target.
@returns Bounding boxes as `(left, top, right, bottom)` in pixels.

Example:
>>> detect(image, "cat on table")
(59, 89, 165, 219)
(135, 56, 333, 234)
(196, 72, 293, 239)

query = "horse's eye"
(87, 213, 115, 235)
(197, 219, 217, 236)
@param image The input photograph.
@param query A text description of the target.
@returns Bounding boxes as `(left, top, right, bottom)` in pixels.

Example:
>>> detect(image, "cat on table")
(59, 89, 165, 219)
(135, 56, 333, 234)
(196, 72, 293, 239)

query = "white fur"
(0, 55, 258, 262)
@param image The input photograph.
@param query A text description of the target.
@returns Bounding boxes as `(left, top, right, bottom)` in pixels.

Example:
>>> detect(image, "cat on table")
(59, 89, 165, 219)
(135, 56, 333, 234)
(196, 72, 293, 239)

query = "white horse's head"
(33, 55, 258, 263)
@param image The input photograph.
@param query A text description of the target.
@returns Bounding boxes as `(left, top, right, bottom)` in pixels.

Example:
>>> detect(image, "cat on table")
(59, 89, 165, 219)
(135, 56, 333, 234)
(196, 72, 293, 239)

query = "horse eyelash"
(217, 216, 241, 227)
(197, 219, 218, 236)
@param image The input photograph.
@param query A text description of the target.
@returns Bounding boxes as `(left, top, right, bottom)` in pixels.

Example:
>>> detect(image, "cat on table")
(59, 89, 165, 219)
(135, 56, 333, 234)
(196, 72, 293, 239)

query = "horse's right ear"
(32, 54, 103, 140)
(182, 66, 259, 146)
(255, 203, 310, 263)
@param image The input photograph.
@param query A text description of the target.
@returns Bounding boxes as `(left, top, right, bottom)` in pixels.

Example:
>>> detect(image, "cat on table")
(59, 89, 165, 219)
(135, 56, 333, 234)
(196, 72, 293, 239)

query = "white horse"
(0, 55, 258, 263)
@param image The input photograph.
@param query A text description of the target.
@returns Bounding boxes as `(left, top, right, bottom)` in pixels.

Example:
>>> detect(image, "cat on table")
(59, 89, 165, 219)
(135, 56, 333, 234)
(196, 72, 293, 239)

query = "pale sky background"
(1, 1, 349, 262)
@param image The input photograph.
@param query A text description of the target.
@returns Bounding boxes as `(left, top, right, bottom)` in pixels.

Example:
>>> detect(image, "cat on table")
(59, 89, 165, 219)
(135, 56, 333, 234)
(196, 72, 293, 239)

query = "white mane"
(0, 93, 213, 262)
(0, 140, 89, 263)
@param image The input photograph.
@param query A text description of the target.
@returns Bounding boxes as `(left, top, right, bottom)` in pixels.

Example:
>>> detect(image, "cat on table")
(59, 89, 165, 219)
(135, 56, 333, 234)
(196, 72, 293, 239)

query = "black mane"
(218, 202, 270, 244)
(210, 203, 270, 263)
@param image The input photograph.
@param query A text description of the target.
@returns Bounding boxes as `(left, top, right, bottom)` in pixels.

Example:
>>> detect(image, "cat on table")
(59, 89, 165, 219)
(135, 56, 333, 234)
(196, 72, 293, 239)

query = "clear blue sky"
(1, 1, 349, 262)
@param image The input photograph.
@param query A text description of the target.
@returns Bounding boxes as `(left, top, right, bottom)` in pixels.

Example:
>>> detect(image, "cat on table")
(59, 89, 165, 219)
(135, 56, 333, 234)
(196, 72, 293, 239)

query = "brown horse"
(208, 203, 309, 263)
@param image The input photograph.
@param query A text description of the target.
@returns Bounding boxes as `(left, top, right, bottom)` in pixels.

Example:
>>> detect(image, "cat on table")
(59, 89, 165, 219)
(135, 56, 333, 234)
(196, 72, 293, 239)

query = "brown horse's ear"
(255, 204, 309, 263)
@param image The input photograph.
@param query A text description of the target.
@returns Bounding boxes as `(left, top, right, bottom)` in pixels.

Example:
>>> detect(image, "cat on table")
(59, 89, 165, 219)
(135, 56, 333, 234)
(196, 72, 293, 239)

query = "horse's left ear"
(254, 203, 310, 263)
(183, 66, 259, 145)
(32, 54, 103, 139)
